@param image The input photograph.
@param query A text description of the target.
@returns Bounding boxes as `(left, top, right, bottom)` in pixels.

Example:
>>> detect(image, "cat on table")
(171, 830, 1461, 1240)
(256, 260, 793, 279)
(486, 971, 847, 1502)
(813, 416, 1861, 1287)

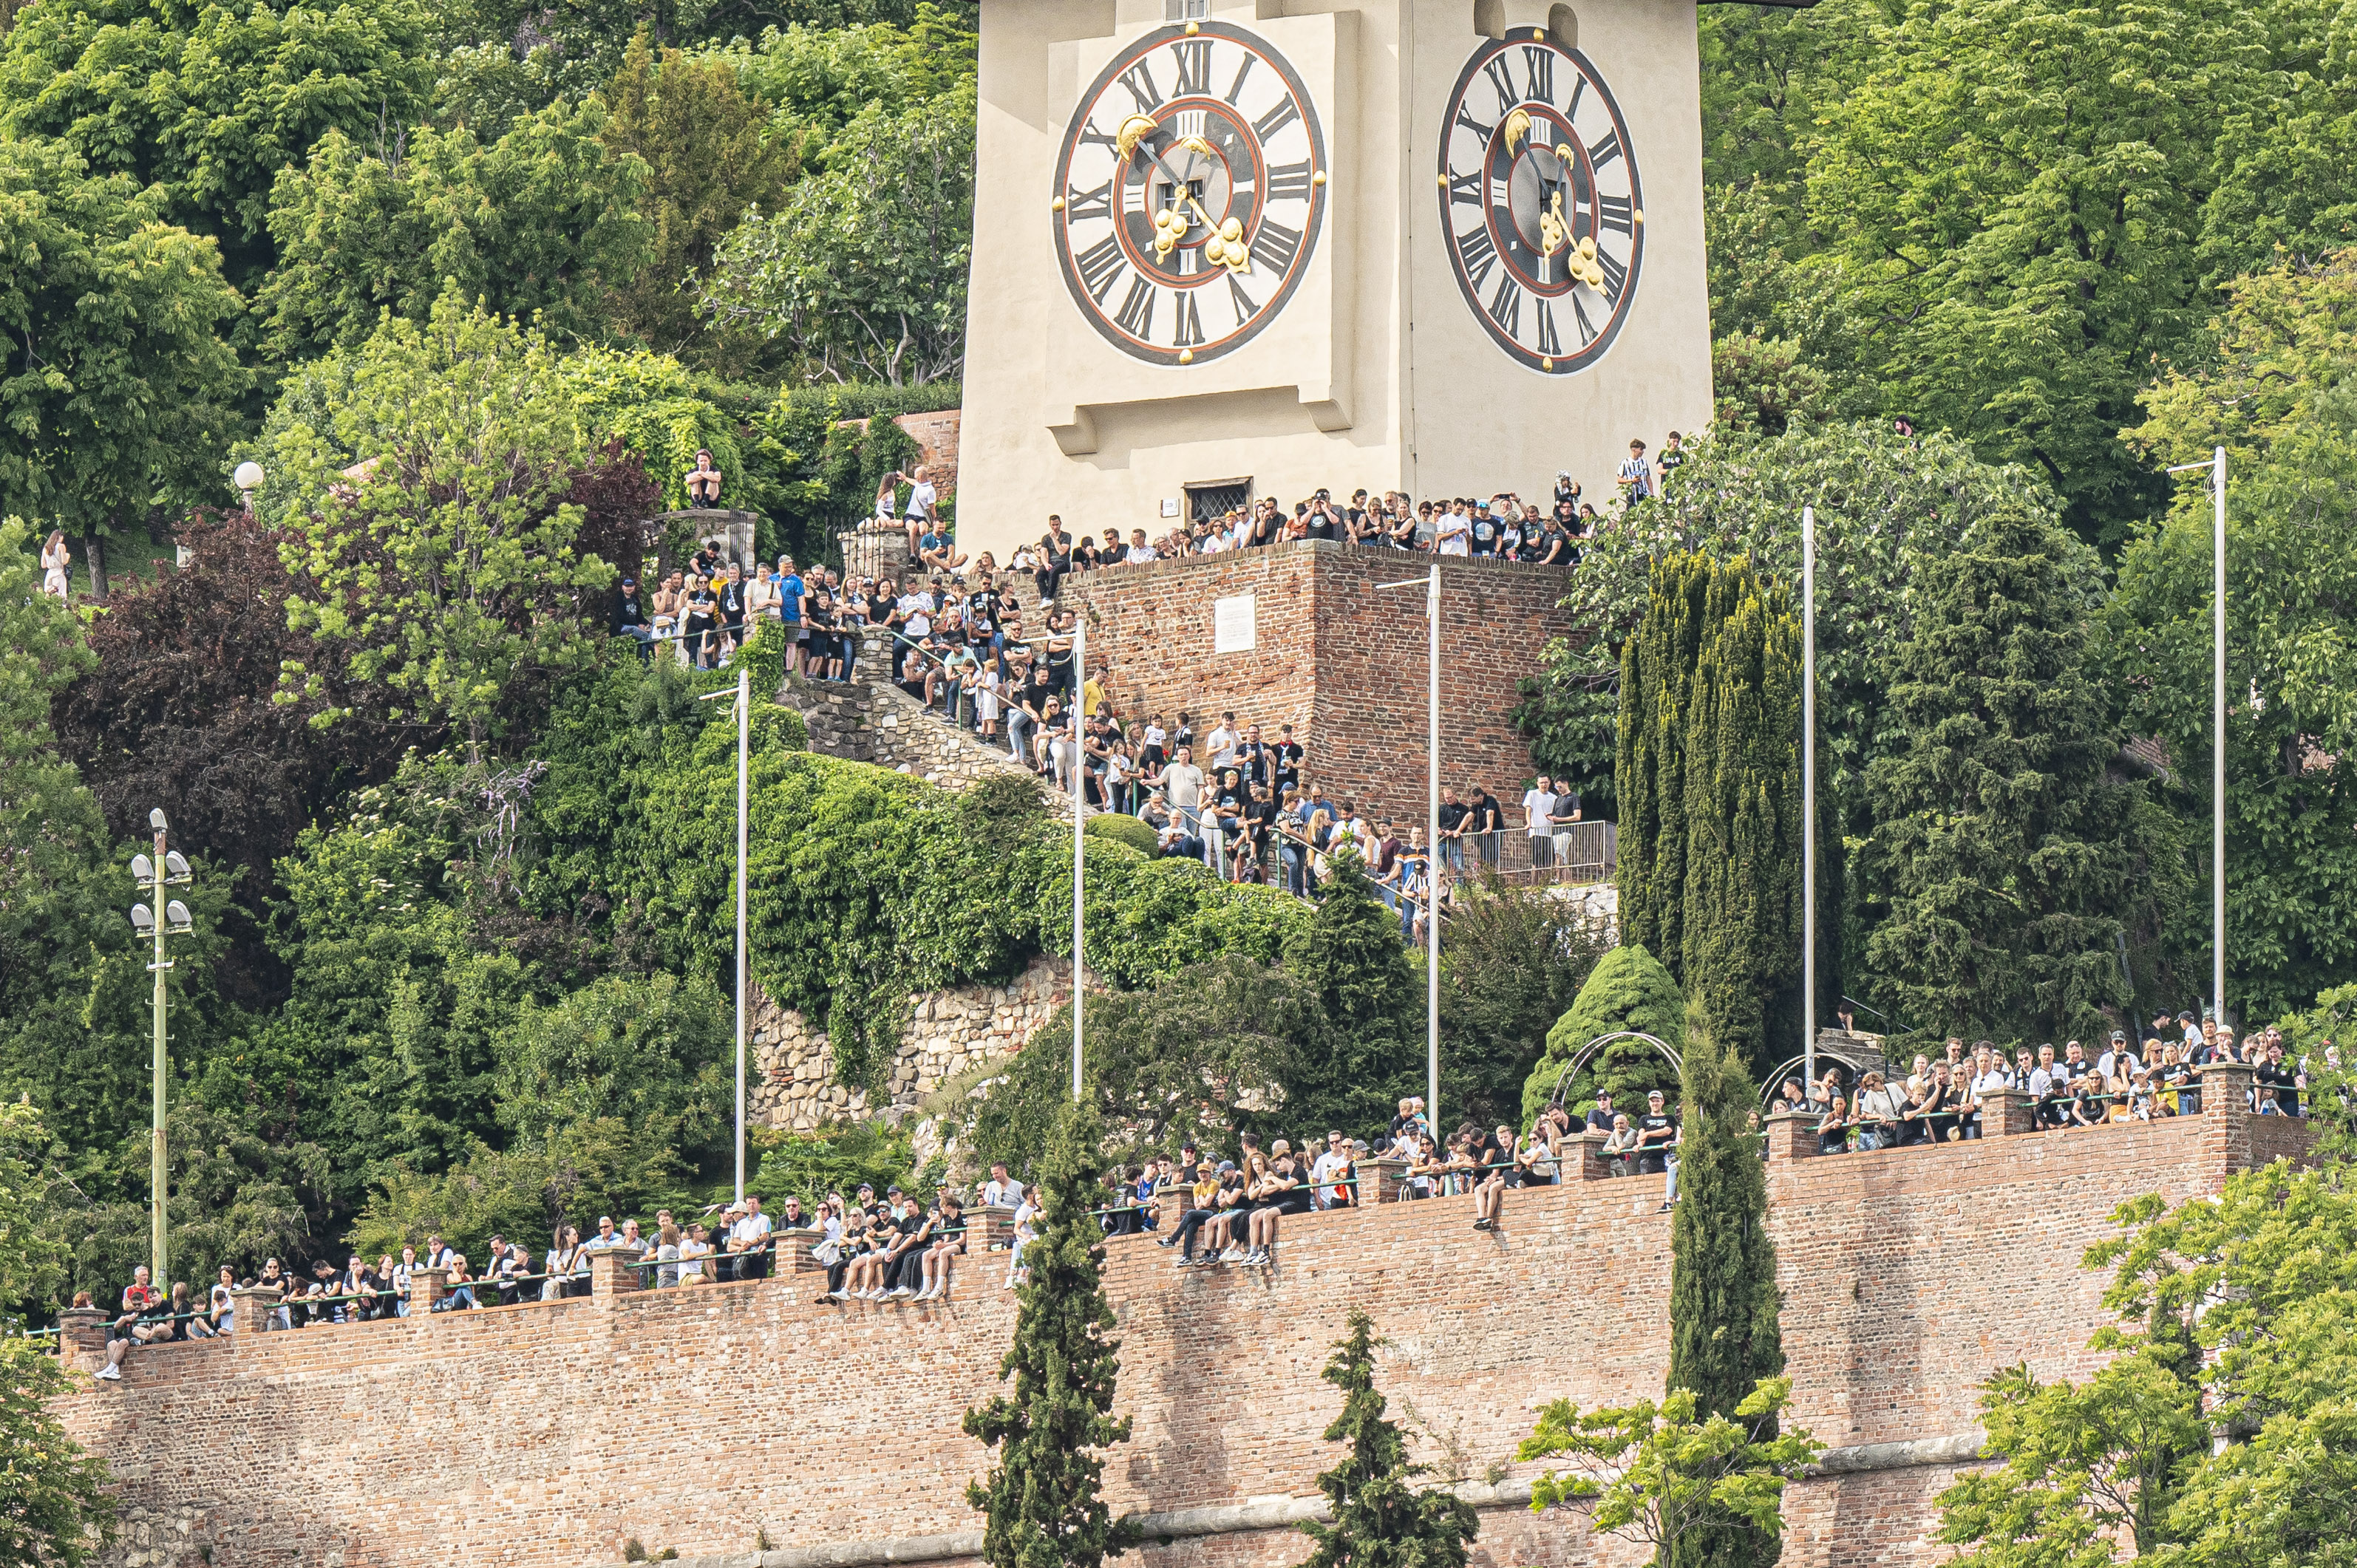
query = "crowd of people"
(1775, 1015, 2318, 1157)
(81, 1007, 2337, 1376)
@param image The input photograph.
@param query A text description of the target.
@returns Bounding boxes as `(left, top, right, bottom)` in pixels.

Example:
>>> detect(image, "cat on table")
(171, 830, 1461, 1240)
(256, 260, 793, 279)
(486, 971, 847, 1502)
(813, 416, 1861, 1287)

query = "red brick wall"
(56, 1119, 2282, 1568)
(1055, 542, 1578, 822)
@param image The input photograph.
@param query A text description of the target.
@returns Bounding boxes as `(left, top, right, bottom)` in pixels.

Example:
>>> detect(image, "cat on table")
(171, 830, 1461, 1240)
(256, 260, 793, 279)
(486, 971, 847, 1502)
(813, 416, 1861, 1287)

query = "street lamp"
(233, 461, 264, 516)
(1377, 565, 1441, 1131)
(129, 810, 192, 1285)
(2166, 448, 2229, 1026)
(697, 666, 751, 1203)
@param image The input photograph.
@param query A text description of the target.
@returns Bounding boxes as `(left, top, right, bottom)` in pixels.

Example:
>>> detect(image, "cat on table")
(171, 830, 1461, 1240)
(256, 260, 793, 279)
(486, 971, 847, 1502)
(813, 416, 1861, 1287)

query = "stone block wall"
(56, 1112, 2305, 1568)
(749, 957, 1073, 1131)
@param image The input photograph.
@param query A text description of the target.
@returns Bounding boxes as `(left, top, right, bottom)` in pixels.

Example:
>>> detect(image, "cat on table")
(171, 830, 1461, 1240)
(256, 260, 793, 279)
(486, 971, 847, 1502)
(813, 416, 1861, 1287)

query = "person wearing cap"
(2097, 1031, 2140, 1084)
(612, 576, 654, 661)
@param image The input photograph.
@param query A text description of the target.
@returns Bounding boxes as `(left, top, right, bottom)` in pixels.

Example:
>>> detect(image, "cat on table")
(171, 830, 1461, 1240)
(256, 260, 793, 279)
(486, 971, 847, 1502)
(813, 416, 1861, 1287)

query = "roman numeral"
(1536, 298, 1562, 358)
(1598, 194, 1634, 236)
(1596, 244, 1628, 304)
(1118, 61, 1163, 113)
(1523, 46, 1554, 105)
(1249, 217, 1302, 273)
(1588, 129, 1622, 171)
(1252, 96, 1300, 140)
(1447, 168, 1481, 206)
(1482, 57, 1518, 115)
(1075, 235, 1125, 303)
(1065, 180, 1114, 223)
(1455, 225, 1497, 291)
(1490, 175, 1511, 208)
(1571, 290, 1598, 344)
(1227, 271, 1260, 325)
(1266, 161, 1314, 202)
(1565, 76, 1586, 121)
(1171, 39, 1211, 96)
(1224, 53, 1256, 105)
(1489, 274, 1523, 338)
(1078, 118, 1118, 151)
(1173, 289, 1205, 348)
(1176, 243, 1203, 277)
(1115, 275, 1157, 338)
(1455, 103, 1494, 141)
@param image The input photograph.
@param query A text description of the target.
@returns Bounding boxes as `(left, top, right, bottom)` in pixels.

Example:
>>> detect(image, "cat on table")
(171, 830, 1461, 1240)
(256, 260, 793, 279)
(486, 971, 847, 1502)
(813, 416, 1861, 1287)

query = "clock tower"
(957, 0, 1713, 561)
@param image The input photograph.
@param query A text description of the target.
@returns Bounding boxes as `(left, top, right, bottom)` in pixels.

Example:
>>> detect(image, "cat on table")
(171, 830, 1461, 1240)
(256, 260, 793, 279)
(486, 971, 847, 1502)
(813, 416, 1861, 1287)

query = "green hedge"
(524, 649, 1307, 1089)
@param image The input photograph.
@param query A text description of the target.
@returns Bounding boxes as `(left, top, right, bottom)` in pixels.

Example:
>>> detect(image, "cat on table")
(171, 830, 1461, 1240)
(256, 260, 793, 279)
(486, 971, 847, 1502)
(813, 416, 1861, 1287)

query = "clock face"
(1052, 21, 1328, 367)
(1438, 33, 1645, 375)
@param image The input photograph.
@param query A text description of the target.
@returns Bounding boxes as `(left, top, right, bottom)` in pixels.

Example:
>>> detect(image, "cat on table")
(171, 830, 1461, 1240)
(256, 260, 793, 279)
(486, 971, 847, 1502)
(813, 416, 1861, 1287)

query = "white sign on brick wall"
(1214, 593, 1257, 653)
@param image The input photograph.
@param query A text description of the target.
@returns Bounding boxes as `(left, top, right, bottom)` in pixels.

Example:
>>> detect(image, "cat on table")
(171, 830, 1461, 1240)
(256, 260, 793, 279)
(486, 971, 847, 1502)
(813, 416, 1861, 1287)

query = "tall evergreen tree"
(1284, 855, 1423, 1136)
(1864, 502, 2136, 1041)
(1617, 550, 1838, 1071)
(1665, 995, 1786, 1568)
(1296, 1306, 1479, 1568)
(964, 1097, 1139, 1568)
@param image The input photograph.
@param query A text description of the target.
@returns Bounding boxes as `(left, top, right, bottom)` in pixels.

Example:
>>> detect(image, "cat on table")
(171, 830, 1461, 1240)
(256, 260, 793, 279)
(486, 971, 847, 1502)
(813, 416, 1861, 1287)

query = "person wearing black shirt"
(1037, 519, 1073, 604)
(1467, 788, 1504, 867)
(1633, 1091, 1677, 1175)
(611, 577, 653, 663)
(682, 576, 718, 669)
(1436, 788, 1469, 874)
(1273, 727, 1304, 791)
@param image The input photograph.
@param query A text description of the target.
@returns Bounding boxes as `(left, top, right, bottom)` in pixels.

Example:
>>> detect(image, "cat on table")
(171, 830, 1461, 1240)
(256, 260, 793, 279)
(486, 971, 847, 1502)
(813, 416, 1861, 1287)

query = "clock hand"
(1133, 132, 1249, 272)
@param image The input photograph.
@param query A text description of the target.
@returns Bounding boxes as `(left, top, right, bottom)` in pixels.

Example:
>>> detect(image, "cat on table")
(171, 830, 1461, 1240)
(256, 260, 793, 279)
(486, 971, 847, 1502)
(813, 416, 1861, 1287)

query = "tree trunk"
(83, 534, 109, 602)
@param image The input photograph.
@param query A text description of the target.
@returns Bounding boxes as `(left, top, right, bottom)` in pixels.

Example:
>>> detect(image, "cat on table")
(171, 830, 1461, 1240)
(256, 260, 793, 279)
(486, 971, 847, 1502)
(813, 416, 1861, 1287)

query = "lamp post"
(1072, 617, 1087, 1102)
(697, 665, 750, 1202)
(129, 811, 193, 1285)
(1378, 565, 1441, 1130)
(1801, 506, 1817, 1096)
(2166, 448, 2228, 1026)
(233, 461, 264, 517)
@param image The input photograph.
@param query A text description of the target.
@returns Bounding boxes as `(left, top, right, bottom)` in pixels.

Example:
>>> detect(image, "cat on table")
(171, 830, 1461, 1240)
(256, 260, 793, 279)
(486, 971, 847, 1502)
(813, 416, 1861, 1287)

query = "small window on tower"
(1164, 0, 1211, 19)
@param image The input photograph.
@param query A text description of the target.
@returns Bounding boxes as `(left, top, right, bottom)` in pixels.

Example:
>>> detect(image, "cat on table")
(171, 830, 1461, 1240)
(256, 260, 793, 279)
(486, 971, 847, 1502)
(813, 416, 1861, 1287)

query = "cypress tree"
(965, 1096, 1140, 1568)
(1617, 550, 1840, 1074)
(1296, 1306, 1479, 1568)
(1863, 502, 2133, 1041)
(1664, 992, 1785, 1568)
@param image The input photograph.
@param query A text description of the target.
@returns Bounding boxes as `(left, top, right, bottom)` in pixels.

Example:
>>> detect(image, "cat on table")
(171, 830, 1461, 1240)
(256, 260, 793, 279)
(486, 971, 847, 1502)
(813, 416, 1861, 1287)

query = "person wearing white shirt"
(2096, 1033, 2140, 1083)
(1437, 503, 1472, 556)
(1521, 777, 1559, 870)
(1006, 1187, 1041, 1286)
(1207, 715, 1240, 768)
(1309, 1136, 1350, 1210)
(982, 1164, 1019, 1208)
(1163, 746, 1207, 834)
(729, 1196, 775, 1280)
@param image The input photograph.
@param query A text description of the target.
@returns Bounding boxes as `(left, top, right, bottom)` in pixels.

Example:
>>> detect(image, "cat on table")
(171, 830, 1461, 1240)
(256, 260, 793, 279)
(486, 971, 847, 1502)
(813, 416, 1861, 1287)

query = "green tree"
(1662, 998, 1785, 1568)
(1864, 499, 2139, 1043)
(1296, 1306, 1479, 1568)
(1284, 855, 1423, 1139)
(1616, 552, 1831, 1070)
(964, 1095, 1140, 1568)
(258, 103, 652, 359)
(967, 956, 1310, 1170)
(1806, 0, 2268, 548)
(269, 299, 616, 754)
(1520, 1380, 1818, 1568)
(1666, 998, 1783, 1431)
(1437, 882, 1607, 1131)
(1933, 1353, 2205, 1566)
(0, 140, 243, 599)
(1520, 944, 1686, 1129)
(0, 1103, 116, 1567)
(2109, 251, 2357, 1020)
(700, 74, 974, 383)
(596, 29, 798, 367)
(0, 0, 433, 290)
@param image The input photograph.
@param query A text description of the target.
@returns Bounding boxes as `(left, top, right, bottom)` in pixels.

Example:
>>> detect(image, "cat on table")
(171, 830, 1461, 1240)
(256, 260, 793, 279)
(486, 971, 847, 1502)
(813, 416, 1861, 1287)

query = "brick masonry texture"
(57, 1113, 2303, 1568)
(1053, 543, 1581, 824)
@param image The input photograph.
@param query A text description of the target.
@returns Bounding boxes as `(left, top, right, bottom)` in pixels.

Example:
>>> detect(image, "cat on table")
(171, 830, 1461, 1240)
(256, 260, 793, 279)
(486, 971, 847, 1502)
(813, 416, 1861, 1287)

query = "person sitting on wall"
(685, 449, 724, 507)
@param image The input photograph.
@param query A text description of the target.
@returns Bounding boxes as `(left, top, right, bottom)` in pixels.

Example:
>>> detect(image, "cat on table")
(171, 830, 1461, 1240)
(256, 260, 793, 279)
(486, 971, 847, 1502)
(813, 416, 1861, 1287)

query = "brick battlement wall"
(1054, 544, 1580, 823)
(56, 1091, 2310, 1568)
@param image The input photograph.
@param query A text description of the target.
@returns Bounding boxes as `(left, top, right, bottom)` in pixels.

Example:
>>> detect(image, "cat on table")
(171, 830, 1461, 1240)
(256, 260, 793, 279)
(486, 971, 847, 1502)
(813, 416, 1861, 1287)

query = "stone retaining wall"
(749, 958, 1074, 1131)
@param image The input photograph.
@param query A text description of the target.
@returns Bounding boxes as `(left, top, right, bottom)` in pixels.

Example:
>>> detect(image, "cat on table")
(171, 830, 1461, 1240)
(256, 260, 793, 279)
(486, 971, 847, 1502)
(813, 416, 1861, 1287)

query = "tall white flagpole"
(2211, 448, 2227, 1028)
(1073, 618, 1087, 1101)
(1802, 506, 1817, 1096)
